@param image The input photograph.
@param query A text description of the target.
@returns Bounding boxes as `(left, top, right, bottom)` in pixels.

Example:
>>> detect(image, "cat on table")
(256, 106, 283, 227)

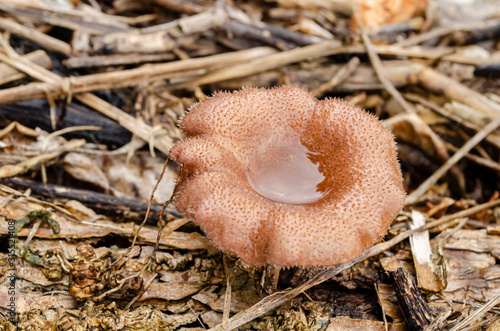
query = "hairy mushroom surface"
(170, 86, 405, 267)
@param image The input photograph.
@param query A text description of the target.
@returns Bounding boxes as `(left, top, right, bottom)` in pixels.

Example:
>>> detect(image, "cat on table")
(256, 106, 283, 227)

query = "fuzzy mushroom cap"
(170, 86, 405, 267)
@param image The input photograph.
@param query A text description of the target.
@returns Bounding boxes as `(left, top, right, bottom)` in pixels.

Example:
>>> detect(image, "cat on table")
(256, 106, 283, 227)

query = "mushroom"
(170, 86, 405, 267)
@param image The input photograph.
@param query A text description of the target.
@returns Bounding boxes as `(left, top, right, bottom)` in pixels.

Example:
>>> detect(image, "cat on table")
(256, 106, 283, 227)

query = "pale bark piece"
(0, 285, 77, 313)
(0, 205, 211, 250)
(409, 210, 447, 292)
(438, 229, 500, 303)
(326, 316, 406, 331)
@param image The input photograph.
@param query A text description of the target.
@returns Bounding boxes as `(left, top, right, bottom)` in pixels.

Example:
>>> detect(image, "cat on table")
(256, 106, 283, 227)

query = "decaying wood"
(0, 191, 209, 250)
(0, 101, 133, 148)
(0, 177, 181, 221)
(390, 268, 433, 331)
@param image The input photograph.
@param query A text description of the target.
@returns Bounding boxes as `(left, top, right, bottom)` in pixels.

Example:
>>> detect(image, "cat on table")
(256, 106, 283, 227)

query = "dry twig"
(406, 115, 500, 204)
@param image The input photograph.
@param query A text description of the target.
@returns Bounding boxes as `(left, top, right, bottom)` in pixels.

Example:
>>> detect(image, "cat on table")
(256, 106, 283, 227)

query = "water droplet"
(246, 136, 326, 204)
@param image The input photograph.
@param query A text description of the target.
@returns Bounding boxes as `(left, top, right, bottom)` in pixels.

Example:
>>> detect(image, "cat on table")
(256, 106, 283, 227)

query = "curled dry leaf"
(105, 152, 176, 203)
(384, 113, 449, 162)
(63, 152, 110, 191)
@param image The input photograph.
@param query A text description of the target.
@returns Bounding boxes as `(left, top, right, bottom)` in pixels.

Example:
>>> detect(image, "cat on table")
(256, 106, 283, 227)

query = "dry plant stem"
(22, 218, 41, 253)
(74, 94, 175, 154)
(449, 293, 500, 331)
(121, 200, 169, 306)
(0, 2, 129, 35)
(427, 306, 453, 331)
(63, 52, 175, 69)
(460, 316, 497, 331)
(0, 45, 429, 104)
(406, 115, 500, 204)
(397, 20, 500, 47)
(0, 47, 175, 154)
(113, 156, 171, 268)
(0, 17, 71, 54)
(271, 0, 355, 16)
(225, 5, 322, 46)
(140, 6, 224, 34)
(311, 56, 360, 96)
(447, 299, 500, 315)
(55, 250, 71, 273)
(123, 199, 175, 307)
(42, 125, 101, 150)
(0, 46, 450, 104)
(441, 51, 493, 66)
(0, 184, 81, 223)
(0, 139, 85, 179)
(418, 67, 500, 119)
(153, 200, 174, 254)
(187, 301, 207, 329)
(152, 0, 205, 15)
(0, 49, 52, 85)
(0, 122, 38, 139)
(420, 0, 437, 32)
(210, 199, 500, 331)
(0, 47, 276, 105)
(445, 142, 500, 172)
(175, 40, 342, 88)
(109, 161, 177, 304)
(354, 12, 415, 114)
(12, 1, 154, 26)
(222, 256, 231, 329)
(404, 93, 500, 149)
(125, 272, 158, 309)
(221, 20, 296, 50)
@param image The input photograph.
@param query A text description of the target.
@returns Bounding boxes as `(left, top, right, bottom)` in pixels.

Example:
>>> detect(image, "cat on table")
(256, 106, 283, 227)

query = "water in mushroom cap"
(170, 86, 405, 267)
(246, 133, 326, 205)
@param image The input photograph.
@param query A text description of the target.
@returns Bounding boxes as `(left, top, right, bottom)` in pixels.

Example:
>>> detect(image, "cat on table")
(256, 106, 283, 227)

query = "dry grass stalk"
(0, 46, 176, 154)
(0, 17, 72, 54)
(406, 115, 500, 204)
(0, 49, 51, 85)
(0, 47, 277, 105)
(355, 12, 415, 114)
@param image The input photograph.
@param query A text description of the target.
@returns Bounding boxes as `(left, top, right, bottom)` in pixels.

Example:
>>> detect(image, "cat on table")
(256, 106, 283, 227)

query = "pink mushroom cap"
(170, 86, 405, 267)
